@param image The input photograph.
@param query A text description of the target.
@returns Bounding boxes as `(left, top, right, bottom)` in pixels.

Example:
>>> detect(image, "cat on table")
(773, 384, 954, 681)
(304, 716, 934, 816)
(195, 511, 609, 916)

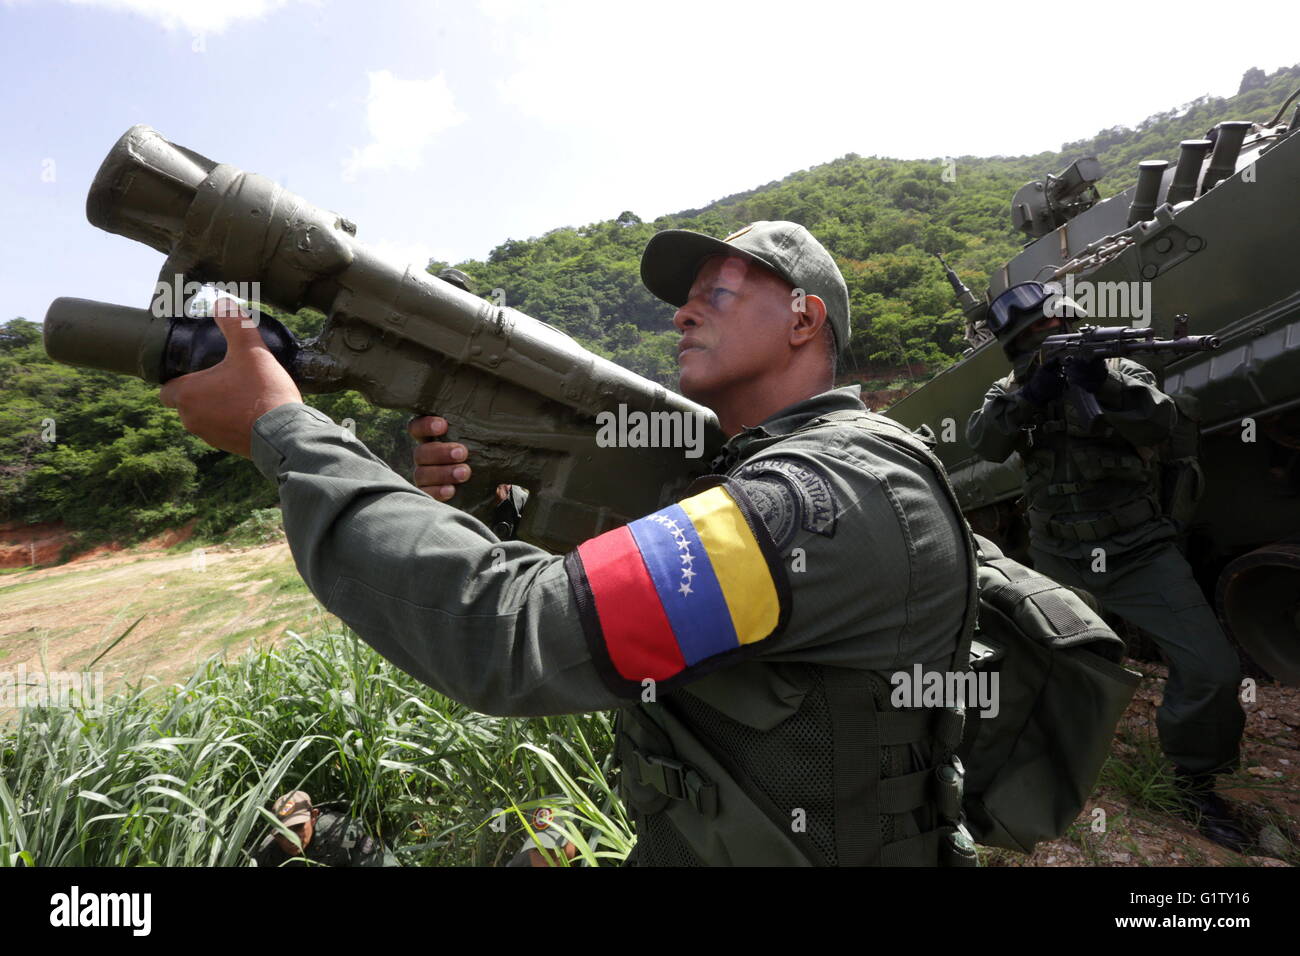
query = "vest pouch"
(1153, 391, 1205, 530)
(1162, 457, 1205, 530)
(1068, 445, 1147, 483)
(1167, 392, 1203, 461)
(957, 535, 1140, 853)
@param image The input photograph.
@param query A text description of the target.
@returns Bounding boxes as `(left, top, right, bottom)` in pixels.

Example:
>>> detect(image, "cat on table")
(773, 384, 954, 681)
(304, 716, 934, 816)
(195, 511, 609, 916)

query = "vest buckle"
(631, 749, 718, 818)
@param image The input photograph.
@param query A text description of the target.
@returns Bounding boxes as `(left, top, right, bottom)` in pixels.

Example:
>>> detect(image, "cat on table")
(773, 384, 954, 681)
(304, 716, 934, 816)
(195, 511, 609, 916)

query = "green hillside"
(432, 63, 1300, 382)
(3, 63, 1298, 552)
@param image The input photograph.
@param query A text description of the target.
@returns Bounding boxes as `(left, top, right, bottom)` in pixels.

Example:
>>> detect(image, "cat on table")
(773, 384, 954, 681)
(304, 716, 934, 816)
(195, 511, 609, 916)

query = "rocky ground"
(986, 658, 1298, 867)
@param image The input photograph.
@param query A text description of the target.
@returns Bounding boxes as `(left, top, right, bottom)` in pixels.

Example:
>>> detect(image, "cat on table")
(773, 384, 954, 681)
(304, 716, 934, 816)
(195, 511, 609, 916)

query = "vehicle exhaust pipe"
(1127, 160, 1168, 224)
(1166, 139, 1213, 205)
(1201, 121, 1253, 193)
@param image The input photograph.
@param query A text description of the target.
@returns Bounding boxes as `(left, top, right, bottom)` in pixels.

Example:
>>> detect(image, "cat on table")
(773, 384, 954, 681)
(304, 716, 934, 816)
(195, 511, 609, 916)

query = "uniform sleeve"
(718, 430, 967, 673)
(1094, 358, 1177, 446)
(966, 376, 1042, 463)
(563, 471, 792, 696)
(251, 404, 959, 713)
(252, 404, 795, 712)
(251, 402, 617, 717)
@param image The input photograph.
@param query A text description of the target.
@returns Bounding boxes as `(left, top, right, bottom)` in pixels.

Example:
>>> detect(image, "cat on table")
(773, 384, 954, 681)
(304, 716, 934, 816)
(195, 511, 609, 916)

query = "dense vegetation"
(2, 64, 1297, 549)
(0, 630, 627, 866)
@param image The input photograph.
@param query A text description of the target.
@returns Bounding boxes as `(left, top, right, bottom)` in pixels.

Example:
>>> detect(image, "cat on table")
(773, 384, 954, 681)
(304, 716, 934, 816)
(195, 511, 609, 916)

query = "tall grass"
(1096, 727, 1187, 818)
(0, 629, 631, 866)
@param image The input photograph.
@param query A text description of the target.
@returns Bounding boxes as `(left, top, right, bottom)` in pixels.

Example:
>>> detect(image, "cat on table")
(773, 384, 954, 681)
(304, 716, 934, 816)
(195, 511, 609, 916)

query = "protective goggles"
(987, 281, 1061, 335)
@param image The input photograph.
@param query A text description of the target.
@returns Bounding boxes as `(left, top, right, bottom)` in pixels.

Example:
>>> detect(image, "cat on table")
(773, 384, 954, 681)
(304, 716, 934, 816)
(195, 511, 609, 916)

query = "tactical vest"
(1011, 361, 1165, 545)
(616, 409, 979, 866)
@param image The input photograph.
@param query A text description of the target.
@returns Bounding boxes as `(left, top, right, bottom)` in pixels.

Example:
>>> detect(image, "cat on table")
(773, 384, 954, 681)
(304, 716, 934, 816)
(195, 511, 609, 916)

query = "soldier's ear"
(789, 293, 828, 347)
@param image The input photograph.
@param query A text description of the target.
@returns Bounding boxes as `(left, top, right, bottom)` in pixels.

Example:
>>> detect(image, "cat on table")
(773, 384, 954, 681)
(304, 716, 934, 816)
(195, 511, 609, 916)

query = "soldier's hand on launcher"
(408, 416, 470, 502)
(408, 416, 471, 501)
(159, 297, 303, 458)
(408, 416, 511, 504)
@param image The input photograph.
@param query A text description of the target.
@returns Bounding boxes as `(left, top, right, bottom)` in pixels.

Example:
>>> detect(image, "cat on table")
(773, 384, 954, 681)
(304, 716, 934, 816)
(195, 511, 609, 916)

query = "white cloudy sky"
(1, 0, 1297, 324)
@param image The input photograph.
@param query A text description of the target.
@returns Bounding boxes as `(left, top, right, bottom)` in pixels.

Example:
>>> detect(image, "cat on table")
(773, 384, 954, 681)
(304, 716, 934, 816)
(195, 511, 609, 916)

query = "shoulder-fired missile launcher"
(43, 126, 723, 554)
(887, 90, 1300, 683)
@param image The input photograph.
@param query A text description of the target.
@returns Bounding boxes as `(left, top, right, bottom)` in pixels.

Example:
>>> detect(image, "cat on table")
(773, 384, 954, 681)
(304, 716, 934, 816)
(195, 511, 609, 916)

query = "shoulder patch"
(733, 455, 838, 549)
(565, 479, 791, 696)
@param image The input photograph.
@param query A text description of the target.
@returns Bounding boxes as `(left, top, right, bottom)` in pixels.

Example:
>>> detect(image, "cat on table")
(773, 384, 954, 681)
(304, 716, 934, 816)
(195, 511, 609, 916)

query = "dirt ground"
(1, 539, 1295, 866)
(0, 539, 329, 696)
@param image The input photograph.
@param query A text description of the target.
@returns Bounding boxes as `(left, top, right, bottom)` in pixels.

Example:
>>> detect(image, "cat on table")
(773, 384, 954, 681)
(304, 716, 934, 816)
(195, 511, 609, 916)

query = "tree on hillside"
(1239, 67, 1267, 94)
(0, 317, 39, 350)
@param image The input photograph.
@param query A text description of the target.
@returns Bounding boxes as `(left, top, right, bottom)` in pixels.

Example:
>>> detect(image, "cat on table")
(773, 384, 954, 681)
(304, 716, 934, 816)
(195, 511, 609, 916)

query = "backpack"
(862, 417, 1140, 854)
(957, 534, 1141, 852)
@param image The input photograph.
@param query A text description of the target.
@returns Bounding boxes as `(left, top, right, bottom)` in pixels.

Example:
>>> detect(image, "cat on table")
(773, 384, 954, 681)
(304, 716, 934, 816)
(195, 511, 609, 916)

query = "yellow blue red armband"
(564, 478, 791, 695)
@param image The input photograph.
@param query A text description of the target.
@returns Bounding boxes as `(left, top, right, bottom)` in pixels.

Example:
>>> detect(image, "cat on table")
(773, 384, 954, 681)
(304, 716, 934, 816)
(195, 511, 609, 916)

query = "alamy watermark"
(595, 403, 707, 459)
(49, 886, 150, 936)
(0, 665, 105, 715)
(152, 274, 262, 324)
(1044, 274, 1152, 329)
(890, 664, 1000, 718)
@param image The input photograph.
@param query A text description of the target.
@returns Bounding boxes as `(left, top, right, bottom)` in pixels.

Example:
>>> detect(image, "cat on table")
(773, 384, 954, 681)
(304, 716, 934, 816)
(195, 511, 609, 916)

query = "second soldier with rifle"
(965, 280, 1249, 852)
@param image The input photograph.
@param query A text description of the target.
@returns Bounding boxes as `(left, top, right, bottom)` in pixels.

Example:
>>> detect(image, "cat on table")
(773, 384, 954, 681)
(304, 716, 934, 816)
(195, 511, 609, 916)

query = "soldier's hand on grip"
(1064, 355, 1108, 393)
(408, 416, 472, 501)
(1020, 358, 1066, 406)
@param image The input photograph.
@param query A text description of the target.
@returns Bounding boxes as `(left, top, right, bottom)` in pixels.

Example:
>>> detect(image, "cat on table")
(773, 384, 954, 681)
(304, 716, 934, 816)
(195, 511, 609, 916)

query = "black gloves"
(1019, 359, 1065, 406)
(1020, 356, 1109, 405)
(1064, 356, 1108, 393)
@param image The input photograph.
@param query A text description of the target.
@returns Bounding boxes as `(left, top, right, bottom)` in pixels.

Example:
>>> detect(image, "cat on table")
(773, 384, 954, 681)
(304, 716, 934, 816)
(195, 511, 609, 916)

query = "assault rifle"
(1036, 316, 1220, 428)
(42, 126, 722, 553)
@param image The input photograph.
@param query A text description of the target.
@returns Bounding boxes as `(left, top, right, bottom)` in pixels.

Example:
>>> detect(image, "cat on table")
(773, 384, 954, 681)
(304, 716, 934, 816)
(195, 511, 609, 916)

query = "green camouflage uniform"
(251, 811, 398, 867)
(251, 384, 973, 865)
(966, 357, 1243, 775)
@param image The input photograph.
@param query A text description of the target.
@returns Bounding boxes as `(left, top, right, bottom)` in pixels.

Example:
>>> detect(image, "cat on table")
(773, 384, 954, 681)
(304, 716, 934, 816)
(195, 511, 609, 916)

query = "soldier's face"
(1012, 314, 1067, 354)
(274, 811, 317, 855)
(673, 255, 795, 404)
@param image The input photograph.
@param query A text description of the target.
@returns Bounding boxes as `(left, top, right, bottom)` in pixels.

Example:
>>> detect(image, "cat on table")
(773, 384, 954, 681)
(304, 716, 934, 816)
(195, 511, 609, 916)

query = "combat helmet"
(986, 281, 1086, 359)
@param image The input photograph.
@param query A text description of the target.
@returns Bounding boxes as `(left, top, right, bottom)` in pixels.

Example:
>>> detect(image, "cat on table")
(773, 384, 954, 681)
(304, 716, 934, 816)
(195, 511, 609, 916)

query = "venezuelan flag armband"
(564, 478, 792, 696)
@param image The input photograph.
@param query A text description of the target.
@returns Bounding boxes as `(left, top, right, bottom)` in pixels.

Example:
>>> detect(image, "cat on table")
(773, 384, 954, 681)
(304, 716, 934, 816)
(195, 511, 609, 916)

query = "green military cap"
(640, 220, 851, 351)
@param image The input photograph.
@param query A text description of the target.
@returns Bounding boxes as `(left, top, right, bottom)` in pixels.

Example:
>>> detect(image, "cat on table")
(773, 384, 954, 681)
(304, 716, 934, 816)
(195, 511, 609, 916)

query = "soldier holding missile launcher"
(44, 127, 977, 866)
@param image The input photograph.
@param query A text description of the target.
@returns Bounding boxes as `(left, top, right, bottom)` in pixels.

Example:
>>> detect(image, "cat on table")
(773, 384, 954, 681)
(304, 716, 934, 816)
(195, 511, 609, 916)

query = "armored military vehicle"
(885, 90, 1300, 684)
